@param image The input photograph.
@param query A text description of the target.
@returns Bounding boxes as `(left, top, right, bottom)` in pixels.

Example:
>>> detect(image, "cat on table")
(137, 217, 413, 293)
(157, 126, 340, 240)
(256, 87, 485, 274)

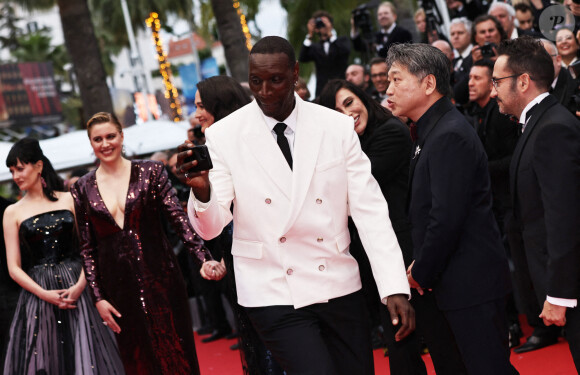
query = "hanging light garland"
(233, 1, 252, 50)
(146, 12, 183, 122)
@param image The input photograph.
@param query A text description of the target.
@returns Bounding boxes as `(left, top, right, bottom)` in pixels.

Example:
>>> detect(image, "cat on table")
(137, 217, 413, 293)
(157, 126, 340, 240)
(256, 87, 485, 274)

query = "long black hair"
(318, 79, 394, 139)
(197, 76, 252, 122)
(6, 138, 64, 201)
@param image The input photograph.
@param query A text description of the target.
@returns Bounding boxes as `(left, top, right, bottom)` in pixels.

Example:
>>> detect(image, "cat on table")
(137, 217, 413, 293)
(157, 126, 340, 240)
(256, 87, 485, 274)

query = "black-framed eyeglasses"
(491, 73, 522, 89)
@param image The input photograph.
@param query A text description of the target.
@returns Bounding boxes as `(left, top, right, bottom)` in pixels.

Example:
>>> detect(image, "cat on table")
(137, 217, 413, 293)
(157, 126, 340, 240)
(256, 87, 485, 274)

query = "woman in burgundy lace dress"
(70, 112, 223, 374)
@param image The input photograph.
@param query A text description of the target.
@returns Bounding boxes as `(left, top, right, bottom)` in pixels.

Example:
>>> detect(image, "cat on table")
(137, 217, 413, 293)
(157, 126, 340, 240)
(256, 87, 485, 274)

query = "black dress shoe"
(509, 323, 523, 348)
(230, 342, 240, 350)
(513, 334, 558, 353)
(201, 330, 229, 343)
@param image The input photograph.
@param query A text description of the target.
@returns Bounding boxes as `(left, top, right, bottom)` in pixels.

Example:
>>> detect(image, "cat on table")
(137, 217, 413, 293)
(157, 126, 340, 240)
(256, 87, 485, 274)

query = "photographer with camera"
(471, 15, 507, 63)
(351, 1, 413, 60)
(299, 10, 350, 97)
(448, 15, 506, 105)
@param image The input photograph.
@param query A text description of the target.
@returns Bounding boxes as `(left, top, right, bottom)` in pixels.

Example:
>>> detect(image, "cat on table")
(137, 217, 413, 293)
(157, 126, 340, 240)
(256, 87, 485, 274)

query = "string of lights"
(233, 1, 252, 50)
(146, 12, 183, 122)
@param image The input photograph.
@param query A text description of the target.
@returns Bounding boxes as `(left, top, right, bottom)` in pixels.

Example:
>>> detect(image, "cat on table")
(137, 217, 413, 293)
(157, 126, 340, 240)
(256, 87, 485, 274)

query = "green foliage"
(10, 27, 70, 77)
(87, 0, 195, 48)
(60, 94, 84, 129)
(0, 3, 23, 52)
(198, 48, 213, 61)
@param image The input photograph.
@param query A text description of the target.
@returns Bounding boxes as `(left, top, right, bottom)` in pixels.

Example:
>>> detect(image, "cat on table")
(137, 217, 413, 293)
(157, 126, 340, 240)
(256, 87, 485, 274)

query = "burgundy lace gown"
(70, 160, 212, 375)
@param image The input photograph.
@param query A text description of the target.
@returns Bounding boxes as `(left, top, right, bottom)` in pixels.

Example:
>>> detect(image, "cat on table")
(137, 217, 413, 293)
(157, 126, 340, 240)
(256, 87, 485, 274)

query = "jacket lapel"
(243, 102, 293, 200)
(282, 100, 322, 233)
(509, 95, 557, 207)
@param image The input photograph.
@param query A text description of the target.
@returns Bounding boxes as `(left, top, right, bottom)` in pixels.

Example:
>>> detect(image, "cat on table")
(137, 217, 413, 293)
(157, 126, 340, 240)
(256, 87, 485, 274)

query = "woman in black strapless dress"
(2, 138, 124, 375)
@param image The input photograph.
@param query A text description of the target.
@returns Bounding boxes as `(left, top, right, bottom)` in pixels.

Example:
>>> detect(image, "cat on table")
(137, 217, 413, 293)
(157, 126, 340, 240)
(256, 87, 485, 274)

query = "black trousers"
(413, 290, 467, 375)
(565, 304, 580, 372)
(444, 297, 519, 375)
(245, 291, 373, 375)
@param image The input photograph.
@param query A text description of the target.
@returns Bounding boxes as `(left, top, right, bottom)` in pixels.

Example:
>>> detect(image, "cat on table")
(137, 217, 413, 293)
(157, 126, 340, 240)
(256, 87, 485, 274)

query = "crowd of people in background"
(0, 0, 580, 374)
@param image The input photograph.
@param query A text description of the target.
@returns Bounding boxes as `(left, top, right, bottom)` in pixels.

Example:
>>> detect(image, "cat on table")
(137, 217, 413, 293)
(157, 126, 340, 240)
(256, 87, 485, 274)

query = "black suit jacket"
(466, 98, 520, 209)
(551, 67, 579, 114)
(408, 97, 511, 311)
(352, 25, 413, 59)
(299, 36, 350, 97)
(510, 94, 580, 301)
(352, 118, 414, 264)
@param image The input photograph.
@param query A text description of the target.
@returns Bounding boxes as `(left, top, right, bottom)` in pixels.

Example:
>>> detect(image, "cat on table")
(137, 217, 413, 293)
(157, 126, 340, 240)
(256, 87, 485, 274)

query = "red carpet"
(195, 319, 577, 374)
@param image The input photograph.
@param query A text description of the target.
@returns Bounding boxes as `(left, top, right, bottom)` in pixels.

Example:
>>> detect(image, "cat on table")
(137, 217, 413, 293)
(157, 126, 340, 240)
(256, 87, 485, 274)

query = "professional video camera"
(352, 3, 374, 40)
(420, 0, 449, 42)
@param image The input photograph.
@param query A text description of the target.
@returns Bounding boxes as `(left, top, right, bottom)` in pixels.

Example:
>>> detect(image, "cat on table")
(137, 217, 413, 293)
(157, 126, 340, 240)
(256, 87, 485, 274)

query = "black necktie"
(273, 123, 293, 169)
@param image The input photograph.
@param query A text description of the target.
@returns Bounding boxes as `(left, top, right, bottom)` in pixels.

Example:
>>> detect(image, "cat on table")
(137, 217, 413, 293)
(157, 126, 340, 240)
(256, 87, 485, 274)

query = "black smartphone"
(184, 145, 213, 173)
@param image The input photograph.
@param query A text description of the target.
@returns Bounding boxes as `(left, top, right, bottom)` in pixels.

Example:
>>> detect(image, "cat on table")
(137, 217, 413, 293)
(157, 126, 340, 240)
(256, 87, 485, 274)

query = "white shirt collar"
(519, 92, 549, 128)
(510, 27, 518, 40)
(454, 44, 473, 60)
(381, 23, 397, 34)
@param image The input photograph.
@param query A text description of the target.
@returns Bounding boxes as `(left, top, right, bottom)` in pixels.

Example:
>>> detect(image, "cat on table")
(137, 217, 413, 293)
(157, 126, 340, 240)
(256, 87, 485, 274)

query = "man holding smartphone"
(177, 36, 413, 375)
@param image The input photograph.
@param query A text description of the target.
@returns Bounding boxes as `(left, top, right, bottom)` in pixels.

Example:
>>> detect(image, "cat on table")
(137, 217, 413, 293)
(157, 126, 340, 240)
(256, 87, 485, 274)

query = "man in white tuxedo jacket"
(180, 36, 412, 375)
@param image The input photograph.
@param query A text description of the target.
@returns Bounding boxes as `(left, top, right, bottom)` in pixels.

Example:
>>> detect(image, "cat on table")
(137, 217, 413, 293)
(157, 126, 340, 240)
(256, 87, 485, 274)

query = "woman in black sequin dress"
(70, 112, 223, 375)
(2, 138, 124, 374)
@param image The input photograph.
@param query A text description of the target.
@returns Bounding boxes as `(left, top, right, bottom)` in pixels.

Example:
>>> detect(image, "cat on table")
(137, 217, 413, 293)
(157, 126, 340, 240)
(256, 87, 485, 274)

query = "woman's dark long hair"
(197, 76, 252, 122)
(318, 79, 394, 140)
(6, 138, 64, 201)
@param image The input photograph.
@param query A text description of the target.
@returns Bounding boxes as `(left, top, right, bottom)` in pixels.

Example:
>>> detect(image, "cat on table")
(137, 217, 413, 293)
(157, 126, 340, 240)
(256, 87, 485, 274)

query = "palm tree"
(210, 0, 250, 82)
(56, 0, 113, 122)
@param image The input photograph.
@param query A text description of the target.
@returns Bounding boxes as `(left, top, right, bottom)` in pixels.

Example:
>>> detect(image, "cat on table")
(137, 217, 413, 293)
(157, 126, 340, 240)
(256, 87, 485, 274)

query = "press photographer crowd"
(1, 0, 580, 374)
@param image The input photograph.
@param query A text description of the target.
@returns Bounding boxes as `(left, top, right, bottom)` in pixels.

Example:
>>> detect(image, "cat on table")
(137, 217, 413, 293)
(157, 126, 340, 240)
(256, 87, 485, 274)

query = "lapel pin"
(413, 145, 421, 159)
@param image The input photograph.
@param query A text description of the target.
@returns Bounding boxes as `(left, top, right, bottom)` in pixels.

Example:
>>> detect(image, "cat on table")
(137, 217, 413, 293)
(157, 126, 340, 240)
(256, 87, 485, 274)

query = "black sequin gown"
(3, 210, 124, 375)
(70, 160, 212, 375)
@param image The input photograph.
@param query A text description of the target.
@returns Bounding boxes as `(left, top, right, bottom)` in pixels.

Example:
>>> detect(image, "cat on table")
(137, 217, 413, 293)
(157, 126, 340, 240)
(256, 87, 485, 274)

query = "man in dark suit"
(351, 1, 413, 59)
(449, 18, 474, 105)
(386, 43, 518, 375)
(491, 36, 580, 371)
(464, 59, 529, 348)
(541, 39, 580, 115)
(0, 196, 17, 369)
(299, 10, 350, 97)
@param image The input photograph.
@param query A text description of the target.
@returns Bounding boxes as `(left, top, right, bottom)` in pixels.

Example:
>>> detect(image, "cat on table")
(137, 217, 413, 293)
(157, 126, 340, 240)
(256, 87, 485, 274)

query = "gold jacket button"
(318, 265, 325, 271)
(287, 268, 293, 275)
(317, 237, 323, 242)
(316, 198, 322, 204)
(280, 237, 287, 243)
(265, 198, 272, 204)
